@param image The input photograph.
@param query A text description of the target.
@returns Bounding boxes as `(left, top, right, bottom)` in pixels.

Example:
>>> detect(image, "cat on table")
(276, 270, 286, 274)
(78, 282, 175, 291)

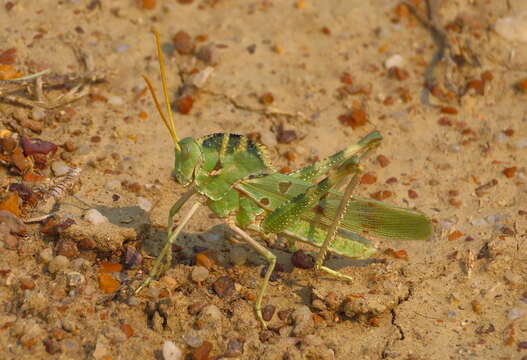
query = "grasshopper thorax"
(173, 137, 202, 187)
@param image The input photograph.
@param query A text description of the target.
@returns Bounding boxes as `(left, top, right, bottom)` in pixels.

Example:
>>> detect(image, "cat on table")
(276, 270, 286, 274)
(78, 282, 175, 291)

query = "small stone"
(172, 30, 195, 55)
(262, 305, 276, 322)
(137, 197, 152, 212)
(213, 276, 235, 298)
(384, 54, 405, 69)
(192, 341, 212, 360)
(84, 209, 108, 225)
(39, 248, 54, 263)
(63, 141, 77, 152)
(291, 250, 314, 269)
(127, 296, 140, 307)
(291, 305, 315, 336)
(182, 332, 203, 348)
(48, 255, 70, 274)
(115, 44, 129, 53)
(229, 246, 248, 266)
(56, 239, 79, 259)
(260, 130, 277, 148)
(108, 96, 124, 105)
(495, 12, 527, 43)
(508, 307, 525, 321)
(516, 138, 527, 150)
(191, 266, 209, 282)
(20, 278, 36, 290)
(163, 340, 182, 360)
(195, 45, 220, 65)
(504, 272, 523, 285)
(225, 338, 244, 357)
(66, 271, 85, 287)
(31, 108, 46, 121)
(188, 66, 214, 88)
(71, 258, 90, 271)
(105, 180, 121, 190)
(197, 304, 223, 325)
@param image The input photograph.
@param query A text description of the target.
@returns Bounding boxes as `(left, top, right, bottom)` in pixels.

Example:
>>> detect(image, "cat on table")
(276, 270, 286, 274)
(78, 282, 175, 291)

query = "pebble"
(384, 54, 405, 69)
(103, 326, 127, 343)
(495, 12, 527, 43)
(291, 305, 315, 336)
(191, 266, 209, 282)
(225, 338, 244, 357)
(31, 108, 46, 121)
(192, 341, 212, 360)
(189, 67, 214, 88)
(213, 276, 235, 298)
(195, 45, 220, 65)
(516, 138, 527, 150)
(108, 96, 124, 105)
(197, 304, 223, 325)
(504, 271, 523, 285)
(260, 130, 278, 148)
(48, 255, 70, 274)
(262, 305, 276, 322)
(71, 258, 90, 271)
(137, 197, 152, 212)
(77, 144, 90, 155)
(115, 44, 130, 53)
(127, 296, 140, 307)
(84, 209, 109, 225)
(163, 341, 183, 360)
(66, 271, 85, 287)
(105, 180, 121, 190)
(508, 307, 525, 321)
(229, 246, 248, 266)
(51, 160, 71, 177)
(182, 332, 203, 348)
(291, 250, 314, 269)
(39, 248, 54, 264)
(493, 132, 508, 143)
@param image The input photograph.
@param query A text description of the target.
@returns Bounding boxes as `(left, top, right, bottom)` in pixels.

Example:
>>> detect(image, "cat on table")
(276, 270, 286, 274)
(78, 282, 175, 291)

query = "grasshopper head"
(173, 137, 202, 186)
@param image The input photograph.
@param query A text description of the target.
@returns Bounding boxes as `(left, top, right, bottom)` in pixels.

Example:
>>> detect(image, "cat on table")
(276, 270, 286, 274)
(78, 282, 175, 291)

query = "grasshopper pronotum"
(136, 30, 433, 328)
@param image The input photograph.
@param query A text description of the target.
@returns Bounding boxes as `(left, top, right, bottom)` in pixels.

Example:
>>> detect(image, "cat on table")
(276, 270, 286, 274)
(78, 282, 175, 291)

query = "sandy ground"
(1, 0, 527, 359)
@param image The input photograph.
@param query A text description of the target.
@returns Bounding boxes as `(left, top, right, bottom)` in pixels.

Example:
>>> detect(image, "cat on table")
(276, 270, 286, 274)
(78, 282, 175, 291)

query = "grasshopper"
(136, 30, 433, 328)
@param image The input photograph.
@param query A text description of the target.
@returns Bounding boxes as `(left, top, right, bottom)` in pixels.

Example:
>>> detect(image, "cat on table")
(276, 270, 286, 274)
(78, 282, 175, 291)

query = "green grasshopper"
(136, 30, 433, 328)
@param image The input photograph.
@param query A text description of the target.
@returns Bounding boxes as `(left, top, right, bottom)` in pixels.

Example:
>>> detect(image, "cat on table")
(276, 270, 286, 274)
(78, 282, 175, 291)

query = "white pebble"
(108, 96, 124, 105)
(115, 44, 130, 53)
(137, 197, 152, 212)
(508, 307, 525, 321)
(229, 246, 248, 266)
(84, 209, 109, 225)
(182, 333, 203, 348)
(105, 180, 121, 190)
(189, 66, 214, 88)
(260, 130, 277, 147)
(51, 161, 71, 177)
(31, 108, 46, 121)
(493, 132, 508, 143)
(39, 248, 54, 264)
(191, 266, 209, 282)
(495, 12, 527, 43)
(48, 255, 70, 274)
(516, 138, 527, 149)
(504, 272, 523, 285)
(162, 340, 183, 360)
(384, 54, 405, 69)
(470, 218, 487, 227)
(66, 271, 85, 287)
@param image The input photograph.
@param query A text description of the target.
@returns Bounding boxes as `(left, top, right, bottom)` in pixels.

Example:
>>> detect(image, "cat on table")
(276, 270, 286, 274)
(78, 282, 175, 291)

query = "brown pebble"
(213, 276, 235, 298)
(173, 30, 195, 55)
(78, 237, 96, 250)
(338, 108, 368, 129)
(408, 189, 418, 199)
(377, 154, 390, 167)
(43, 337, 61, 354)
(195, 44, 219, 65)
(20, 278, 36, 290)
(388, 66, 409, 81)
(259, 330, 274, 342)
(192, 340, 212, 360)
(278, 308, 292, 321)
(262, 305, 276, 322)
(11, 147, 30, 172)
(64, 141, 77, 152)
(291, 250, 314, 269)
(90, 135, 101, 143)
(225, 338, 244, 357)
(276, 124, 297, 144)
(56, 239, 80, 259)
(188, 302, 205, 315)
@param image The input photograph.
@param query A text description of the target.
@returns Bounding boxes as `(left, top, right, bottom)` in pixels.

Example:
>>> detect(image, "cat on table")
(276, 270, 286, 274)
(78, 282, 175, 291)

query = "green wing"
(236, 173, 433, 241)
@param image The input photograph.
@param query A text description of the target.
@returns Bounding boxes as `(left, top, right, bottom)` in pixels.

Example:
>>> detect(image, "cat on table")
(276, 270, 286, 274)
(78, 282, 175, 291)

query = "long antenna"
(143, 29, 181, 152)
